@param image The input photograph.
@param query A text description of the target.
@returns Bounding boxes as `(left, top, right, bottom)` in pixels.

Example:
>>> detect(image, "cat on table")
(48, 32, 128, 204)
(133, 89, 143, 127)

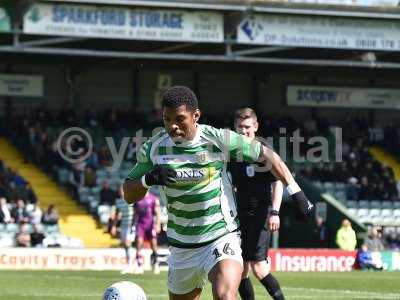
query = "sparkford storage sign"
(23, 3, 223, 43)
(238, 14, 400, 51)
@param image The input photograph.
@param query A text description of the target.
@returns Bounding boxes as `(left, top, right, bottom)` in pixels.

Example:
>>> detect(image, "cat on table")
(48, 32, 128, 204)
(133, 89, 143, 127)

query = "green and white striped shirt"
(127, 124, 261, 247)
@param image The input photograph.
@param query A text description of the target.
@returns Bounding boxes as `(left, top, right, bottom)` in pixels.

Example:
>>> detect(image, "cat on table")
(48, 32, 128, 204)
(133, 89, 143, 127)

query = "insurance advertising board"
(287, 85, 400, 109)
(237, 14, 400, 51)
(23, 3, 224, 43)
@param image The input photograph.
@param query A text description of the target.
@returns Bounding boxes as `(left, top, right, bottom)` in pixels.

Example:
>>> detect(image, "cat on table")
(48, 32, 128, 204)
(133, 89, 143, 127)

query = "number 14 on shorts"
(212, 243, 235, 259)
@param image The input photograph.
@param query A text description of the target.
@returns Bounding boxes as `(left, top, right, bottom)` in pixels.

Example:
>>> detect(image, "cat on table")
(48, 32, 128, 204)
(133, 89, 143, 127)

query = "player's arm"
(258, 145, 314, 221)
(123, 180, 148, 205)
(268, 180, 283, 232)
(123, 142, 176, 204)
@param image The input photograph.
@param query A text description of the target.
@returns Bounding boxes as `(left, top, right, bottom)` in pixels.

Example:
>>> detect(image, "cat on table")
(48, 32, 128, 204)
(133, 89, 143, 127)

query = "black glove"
(145, 165, 177, 186)
(292, 191, 314, 222)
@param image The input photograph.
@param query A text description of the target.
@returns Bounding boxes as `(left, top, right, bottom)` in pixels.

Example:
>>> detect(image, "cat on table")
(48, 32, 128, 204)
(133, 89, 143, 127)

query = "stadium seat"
(97, 205, 112, 225)
(57, 168, 71, 184)
(392, 209, 400, 225)
(0, 234, 14, 247)
(370, 201, 381, 209)
(358, 200, 369, 209)
(5, 223, 18, 233)
(381, 201, 393, 209)
(90, 186, 102, 195)
(347, 208, 357, 217)
(369, 208, 381, 217)
(380, 209, 394, 225)
(44, 225, 60, 234)
(393, 202, 400, 209)
(357, 208, 369, 216)
(334, 191, 346, 201)
(347, 201, 358, 209)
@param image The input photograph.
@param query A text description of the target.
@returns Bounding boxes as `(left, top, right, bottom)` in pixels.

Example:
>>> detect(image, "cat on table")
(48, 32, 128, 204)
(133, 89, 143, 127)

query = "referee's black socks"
(238, 277, 255, 300)
(260, 273, 285, 300)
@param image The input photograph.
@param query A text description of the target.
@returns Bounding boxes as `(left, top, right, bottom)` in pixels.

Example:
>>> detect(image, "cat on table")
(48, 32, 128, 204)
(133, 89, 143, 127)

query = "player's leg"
(135, 226, 145, 274)
(250, 229, 285, 300)
(169, 288, 202, 300)
(149, 228, 159, 274)
(209, 259, 242, 300)
(205, 231, 243, 300)
(168, 250, 205, 300)
(239, 219, 256, 300)
(238, 261, 255, 300)
(120, 226, 133, 274)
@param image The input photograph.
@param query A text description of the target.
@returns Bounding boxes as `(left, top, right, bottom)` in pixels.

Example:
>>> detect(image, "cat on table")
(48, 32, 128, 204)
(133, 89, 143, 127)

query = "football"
(103, 281, 147, 300)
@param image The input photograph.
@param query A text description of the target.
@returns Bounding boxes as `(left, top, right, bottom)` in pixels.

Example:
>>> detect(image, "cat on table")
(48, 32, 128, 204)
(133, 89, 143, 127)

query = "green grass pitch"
(1, 270, 399, 299)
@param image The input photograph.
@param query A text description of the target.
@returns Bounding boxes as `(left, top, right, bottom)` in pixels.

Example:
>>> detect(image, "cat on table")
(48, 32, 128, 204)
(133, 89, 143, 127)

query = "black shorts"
(240, 216, 270, 262)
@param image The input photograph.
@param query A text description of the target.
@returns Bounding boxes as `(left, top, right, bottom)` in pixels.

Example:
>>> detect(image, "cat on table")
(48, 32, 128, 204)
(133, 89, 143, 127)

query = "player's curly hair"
(161, 86, 198, 111)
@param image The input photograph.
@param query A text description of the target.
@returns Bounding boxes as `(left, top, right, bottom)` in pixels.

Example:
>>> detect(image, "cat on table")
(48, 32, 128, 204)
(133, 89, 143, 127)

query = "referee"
(228, 108, 286, 300)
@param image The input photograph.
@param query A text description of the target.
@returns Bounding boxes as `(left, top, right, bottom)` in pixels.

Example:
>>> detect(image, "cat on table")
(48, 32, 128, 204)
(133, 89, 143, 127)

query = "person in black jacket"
(228, 108, 286, 300)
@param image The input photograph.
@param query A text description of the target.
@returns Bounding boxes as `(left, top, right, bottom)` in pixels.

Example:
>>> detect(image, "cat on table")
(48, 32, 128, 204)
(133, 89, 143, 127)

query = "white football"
(103, 281, 147, 300)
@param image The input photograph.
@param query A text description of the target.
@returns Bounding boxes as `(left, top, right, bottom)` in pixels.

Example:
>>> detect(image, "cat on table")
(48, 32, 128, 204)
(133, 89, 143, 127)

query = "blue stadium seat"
(358, 200, 369, 209)
(370, 201, 381, 209)
(58, 168, 71, 184)
(346, 201, 358, 209)
(381, 201, 393, 209)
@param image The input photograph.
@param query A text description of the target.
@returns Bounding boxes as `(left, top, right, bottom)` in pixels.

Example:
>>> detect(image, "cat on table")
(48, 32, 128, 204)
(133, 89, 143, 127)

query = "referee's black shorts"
(240, 215, 270, 262)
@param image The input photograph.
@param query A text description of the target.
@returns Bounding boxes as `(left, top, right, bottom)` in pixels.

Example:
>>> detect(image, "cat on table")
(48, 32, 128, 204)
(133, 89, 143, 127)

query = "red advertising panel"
(268, 249, 357, 272)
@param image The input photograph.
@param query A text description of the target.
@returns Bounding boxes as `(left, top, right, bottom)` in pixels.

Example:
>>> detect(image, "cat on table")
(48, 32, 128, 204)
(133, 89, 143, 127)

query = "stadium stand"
(2, 106, 400, 248)
(0, 137, 117, 248)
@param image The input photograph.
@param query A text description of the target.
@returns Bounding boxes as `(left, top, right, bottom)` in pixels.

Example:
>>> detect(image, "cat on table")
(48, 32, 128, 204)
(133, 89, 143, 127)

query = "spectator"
(11, 199, 29, 224)
(312, 215, 330, 248)
(364, 227, 386, 252)
(0, 197, 13, 223)
(100, 180, 117, 206)
(12, 170, 27, 187)
(28, 203, 43, 225)
(25, 183, 37, 204)
(346, 177, 359, 200)
(356, 244, 383, 270)
(15, 222, 31, 247)
(42, 204, 59, 225)
(84, 166, 97, 188)
(358, 176, 374, 200)
(30, 224, 46, 247)
(386, 232, 400, 250)
(336, 219, 357, 250)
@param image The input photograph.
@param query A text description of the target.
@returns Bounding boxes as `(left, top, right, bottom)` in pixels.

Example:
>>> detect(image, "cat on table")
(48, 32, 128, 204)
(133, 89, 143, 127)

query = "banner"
(0, 248, 169, 270)
(0, 74, 44, 97)
(265, 0, 400, 6)
(268, 249, 357, 272)
(237, 14, 400, 51)
(287, 85, 400, 109)
(0, 7, 10, 32)
(23, 3, 223, 43)
(2, 248, 399, 271)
